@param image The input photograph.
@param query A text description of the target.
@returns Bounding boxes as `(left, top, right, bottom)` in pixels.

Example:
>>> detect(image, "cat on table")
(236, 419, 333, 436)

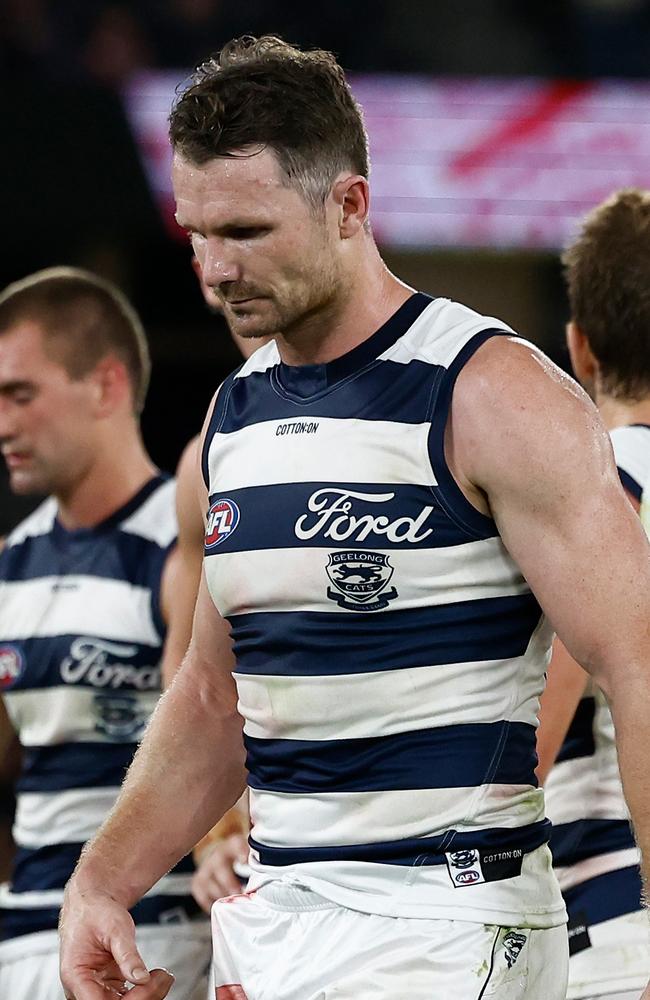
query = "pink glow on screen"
(124, 73, 650, 250)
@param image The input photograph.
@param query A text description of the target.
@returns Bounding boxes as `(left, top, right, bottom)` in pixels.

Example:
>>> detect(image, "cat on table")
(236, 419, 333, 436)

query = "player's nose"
(201, 238, 242, 288)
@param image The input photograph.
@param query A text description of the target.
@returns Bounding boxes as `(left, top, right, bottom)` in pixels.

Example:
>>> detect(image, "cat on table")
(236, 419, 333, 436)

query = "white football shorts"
(211, 880, 569, 999)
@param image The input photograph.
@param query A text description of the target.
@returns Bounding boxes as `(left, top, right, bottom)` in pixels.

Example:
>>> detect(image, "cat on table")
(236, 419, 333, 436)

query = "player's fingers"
(210, 864, 241, 897)
(63, 976, 123, 1000)
(191, 877, 213, 914)
(127, 968, 175, 998)
(111, 934, 150, 987)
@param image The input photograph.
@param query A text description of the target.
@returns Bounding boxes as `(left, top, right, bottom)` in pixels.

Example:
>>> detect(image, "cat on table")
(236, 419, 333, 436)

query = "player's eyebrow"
(0, 380, 35, 396)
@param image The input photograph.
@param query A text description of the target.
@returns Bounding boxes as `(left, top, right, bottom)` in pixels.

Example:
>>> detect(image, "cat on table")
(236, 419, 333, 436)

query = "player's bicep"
(456, 338, 650, 685)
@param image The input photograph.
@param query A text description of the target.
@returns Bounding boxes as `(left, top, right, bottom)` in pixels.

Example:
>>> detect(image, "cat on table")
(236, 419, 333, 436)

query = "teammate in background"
(60, 39, 650, 1000)
(537, 189, 650, 1000)
(0, 268, 211, 1000)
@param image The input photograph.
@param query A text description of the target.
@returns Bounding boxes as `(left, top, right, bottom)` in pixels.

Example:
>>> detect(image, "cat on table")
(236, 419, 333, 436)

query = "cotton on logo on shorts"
(0, 645, 23, 689)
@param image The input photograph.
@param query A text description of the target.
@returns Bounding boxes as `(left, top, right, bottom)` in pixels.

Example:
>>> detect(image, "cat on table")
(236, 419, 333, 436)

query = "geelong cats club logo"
(326, 550, 398, 612)
(205, 498, 240, 549)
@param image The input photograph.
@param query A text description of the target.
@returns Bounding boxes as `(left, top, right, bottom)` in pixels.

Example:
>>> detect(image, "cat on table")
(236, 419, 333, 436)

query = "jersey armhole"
(200, 372, 240, 490)
(617, 466, 643, 502)
(427, 328, 509, 540)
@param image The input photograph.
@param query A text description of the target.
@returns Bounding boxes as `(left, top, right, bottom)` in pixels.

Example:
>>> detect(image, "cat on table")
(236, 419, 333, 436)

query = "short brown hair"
(0, 267, 150, 413)
(169, 35, 369, 211)
(563, 188, 650, 399)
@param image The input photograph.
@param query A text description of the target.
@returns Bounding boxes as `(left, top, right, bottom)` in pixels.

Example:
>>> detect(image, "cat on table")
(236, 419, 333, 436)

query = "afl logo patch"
(455, 870, 481, 885)
(205, 498, 240, 549)
(0, 645, 24, 690)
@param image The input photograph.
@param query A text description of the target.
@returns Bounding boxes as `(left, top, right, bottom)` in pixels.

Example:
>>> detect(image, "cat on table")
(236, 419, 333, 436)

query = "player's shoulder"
(118, 475, 177, 550)
(3, 497, 58, 550)
(380, 295, 514, 370)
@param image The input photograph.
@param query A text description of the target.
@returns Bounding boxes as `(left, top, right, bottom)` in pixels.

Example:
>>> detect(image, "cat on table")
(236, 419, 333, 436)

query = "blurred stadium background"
(3, 2, 650, 864)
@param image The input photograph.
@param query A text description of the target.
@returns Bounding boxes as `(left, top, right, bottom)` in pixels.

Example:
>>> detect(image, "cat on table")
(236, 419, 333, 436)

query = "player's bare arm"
(159, 436, 204, 687)
(536, 475, 641, 784)
(449, 335, 650, 888)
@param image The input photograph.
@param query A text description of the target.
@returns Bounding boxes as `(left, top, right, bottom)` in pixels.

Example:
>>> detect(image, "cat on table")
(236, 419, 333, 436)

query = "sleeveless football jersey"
(202, 293, 566, 926)
(0, 475, 198, 939)
(545, 424, 650, 951)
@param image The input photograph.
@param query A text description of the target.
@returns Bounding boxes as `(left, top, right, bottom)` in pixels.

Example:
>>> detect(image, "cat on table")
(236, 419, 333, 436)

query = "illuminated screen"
(124, 73, 650, 250)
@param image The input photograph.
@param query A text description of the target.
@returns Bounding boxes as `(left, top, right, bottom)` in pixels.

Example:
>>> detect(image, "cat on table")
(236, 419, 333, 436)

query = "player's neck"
(55, 428, 158, 531)
(596, 393, 650, 432)
(275, 257, 414, 367)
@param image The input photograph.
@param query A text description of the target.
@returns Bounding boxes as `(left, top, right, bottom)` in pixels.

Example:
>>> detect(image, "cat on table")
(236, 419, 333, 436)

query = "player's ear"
(566, 321, 598, 387)
(87, 356, 132, 418)
(331, 174, 369, 239)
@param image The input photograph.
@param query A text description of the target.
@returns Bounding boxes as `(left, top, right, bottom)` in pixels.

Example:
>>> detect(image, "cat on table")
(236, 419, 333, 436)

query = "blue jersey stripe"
(277, 293, 434, 397)
(618, 467, 643, 501)
(0, 529, 170, 589)
(250, 818, 550, 867)
(0, 895, 204, 940)
(231, 594, 542, 677)
(556, 697, 596, 764)
(564, 864, 642, 927)
(10, 843, 194, 894)
(17, 742, 138, 793)
(244, 721, 538, 794)
(204, 482, 492, 554)
(428, 329, 507, 538)
(550, 818, 636, 867)
(214, 358, 443, 435)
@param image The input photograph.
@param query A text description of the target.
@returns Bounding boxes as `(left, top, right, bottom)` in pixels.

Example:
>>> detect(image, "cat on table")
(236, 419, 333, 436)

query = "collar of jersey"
(273, 292, 433, 401)
(51, 472, 168, 544)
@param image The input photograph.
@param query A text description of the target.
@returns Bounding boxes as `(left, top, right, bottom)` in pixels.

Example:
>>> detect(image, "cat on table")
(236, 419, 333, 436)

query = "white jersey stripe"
(610, 425, 650, 488)
(238, 653, 543, 742)
(206, 418, 436, 493)
(0, 576, 160, 645)
(249, 784, 546, 849)
(5, 687, 160, 748)
(119, 477, 177, 547)
(544, 752, 629, 827)
(377, 297, 513, 368)
(208, 540, 530, 618)
(6, 498, 57, 547)
(13, 788, 120, 848)
(0, 873, 194, 910)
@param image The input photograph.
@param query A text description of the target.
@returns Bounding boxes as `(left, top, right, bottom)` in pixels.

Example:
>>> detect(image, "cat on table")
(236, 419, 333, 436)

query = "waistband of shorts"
(254, 880, 339, 912)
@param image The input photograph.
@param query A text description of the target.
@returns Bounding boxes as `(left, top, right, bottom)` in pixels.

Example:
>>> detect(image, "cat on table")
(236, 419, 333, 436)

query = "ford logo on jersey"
(205, 498, 240, 549)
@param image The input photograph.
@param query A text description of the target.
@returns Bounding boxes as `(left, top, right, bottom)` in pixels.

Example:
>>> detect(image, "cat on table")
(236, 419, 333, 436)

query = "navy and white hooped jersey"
(202, 293, 566, 926)
(0, 475, 198, 940)
(544, 424, 650, 940)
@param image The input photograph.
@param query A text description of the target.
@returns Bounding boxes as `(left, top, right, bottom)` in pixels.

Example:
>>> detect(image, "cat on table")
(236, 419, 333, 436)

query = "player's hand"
(192, 832, 248, 912)
(59, 886, 175, 999)
(639, 983, 650, 999)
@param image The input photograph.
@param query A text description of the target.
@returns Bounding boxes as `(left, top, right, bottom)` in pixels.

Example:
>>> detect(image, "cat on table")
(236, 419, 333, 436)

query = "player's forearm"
(68, 666, 247, 908)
